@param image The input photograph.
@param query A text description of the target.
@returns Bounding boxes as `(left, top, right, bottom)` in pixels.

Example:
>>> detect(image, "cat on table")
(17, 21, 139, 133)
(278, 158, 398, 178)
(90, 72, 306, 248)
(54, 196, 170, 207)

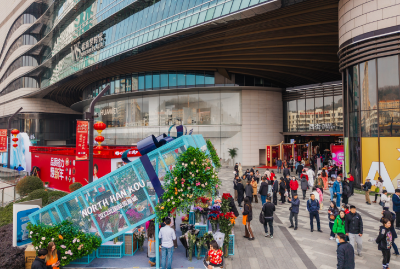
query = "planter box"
(96, 241, 124, 258)
(69, 251, 96, 264)
(228, 234, 234, 256)
(195, 224, 208, 238)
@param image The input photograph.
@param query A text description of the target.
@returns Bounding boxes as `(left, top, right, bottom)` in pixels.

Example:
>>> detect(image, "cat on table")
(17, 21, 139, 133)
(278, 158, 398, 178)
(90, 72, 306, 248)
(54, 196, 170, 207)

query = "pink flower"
(196, 182, 200, 186)
(216, 184, 219, 188)
(206, 167, 210, 170)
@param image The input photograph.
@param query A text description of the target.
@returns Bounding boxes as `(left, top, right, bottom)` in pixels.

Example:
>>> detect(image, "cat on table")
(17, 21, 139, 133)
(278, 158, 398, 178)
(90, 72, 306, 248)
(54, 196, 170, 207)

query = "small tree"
(228, 147, 238, 166)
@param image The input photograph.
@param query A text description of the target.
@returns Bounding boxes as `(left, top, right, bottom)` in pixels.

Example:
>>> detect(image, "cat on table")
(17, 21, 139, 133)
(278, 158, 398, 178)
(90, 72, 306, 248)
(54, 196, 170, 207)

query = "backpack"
(259, 209, 265, 224)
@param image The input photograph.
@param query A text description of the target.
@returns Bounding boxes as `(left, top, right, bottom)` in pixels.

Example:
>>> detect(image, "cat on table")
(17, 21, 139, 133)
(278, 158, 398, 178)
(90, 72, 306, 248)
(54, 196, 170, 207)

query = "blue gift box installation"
(28, 134, 210, 243)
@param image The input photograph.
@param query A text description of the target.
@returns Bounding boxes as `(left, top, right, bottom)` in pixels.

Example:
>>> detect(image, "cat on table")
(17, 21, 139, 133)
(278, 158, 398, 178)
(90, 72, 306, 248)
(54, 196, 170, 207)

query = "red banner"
(267, 146, 270, 162)
(76, 121, 88, 160)
(0, 129, 7, 152)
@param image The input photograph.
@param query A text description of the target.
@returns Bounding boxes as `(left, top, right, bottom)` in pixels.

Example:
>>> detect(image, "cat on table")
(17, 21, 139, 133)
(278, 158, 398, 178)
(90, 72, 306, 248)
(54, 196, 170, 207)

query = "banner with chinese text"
(76, 120, 88, 160)
(0, 129, 7, 152)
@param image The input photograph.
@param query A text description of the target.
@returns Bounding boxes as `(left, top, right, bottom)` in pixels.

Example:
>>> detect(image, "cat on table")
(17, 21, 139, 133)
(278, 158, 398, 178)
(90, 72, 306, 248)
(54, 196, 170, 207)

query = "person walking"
(262, 197, 275, 238)
(307, 168, 315, 188)
(159, 218, 176, 269)
(373, 177, 384, 204)
(236, 179, 245, 207)
(233, 175, 239, 201)
(393, 188, 400, 230)
(307, 193, 322, 232)
(243, 197, 255, 240)
(333, 211, 346, 237)
(296, 162, 303, 178)
(285, 175, 291, 199)
(245, 181, 253, 203)
(381, 190, 391, 209)
(345, 205, 363, 257)
(250, 166, 255, 174)
(321, 169, 328, 190)
(272, 176, 279, 205)
(147, 220, 156, 266)
(259, 177, 269, 205)
(333, 176, 343, 208)
(238, 163, 243, 177)
(381, 207, 399, 257)
(376, 218, 393, 269)
(289, 176, 298, 198)
(255, 170, 260, 184)
(279, 177, 286, 204)
(336, 233, 355, 269)
(277, 158, 282, 173)
(301, 158, 306, 166)
(283, 165, 290, 179)
(328, 201, 339, 240)
(328, 176, 335, 201)
(264, 169, 271, 180)
(234, 163, 238, 175)
(347, 172, 355, 196)
(361, 178, 372, 205)
(301, 175, 308, 200)
(251, 177, 258, 203)
(314, 174, 324, 194)
(289, 157, 294, 172)
(288, 193, 300, 230)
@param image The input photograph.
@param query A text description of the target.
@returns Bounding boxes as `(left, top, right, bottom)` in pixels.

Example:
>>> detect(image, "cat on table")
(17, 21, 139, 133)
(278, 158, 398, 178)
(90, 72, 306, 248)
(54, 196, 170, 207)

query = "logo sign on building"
(71, 33, 106, 61)
(0, 129, 7, 152)
(76, 120, 89, 160)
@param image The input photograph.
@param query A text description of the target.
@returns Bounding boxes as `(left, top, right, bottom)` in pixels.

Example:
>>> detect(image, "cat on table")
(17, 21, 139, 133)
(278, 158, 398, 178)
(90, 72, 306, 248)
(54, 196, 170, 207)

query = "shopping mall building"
(0, 0, 399, 189)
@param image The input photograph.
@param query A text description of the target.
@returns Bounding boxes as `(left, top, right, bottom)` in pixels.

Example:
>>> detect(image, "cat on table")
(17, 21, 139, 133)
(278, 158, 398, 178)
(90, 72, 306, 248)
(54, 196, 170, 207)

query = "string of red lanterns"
(93, 121, 106, 154)
(11, 129, 19, 148)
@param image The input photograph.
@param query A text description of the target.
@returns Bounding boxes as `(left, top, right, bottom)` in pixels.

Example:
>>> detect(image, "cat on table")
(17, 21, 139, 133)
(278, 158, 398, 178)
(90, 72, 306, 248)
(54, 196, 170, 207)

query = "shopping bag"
(242, 215, 247, 225)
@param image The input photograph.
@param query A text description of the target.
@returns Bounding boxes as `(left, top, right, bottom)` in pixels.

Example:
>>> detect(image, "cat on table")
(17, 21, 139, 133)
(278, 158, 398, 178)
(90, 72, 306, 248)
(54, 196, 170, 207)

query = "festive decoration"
(11, 129, 19, 148)
(93, 121, 106, 135)
(206, 139, 221, 169)
(27, 220, 101, 266)
(12, 137, 18, 142)
(12, 144, 18, 148)
(95, 136, 104, 143)
(155, 146, 221, 220)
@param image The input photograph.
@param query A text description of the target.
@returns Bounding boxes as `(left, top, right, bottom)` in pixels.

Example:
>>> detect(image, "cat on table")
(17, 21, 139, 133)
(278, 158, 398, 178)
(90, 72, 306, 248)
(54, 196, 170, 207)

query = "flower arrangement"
(221, 193, 232, 213)
(208, 207, 221, 233)
(187, 230, 197, 261)
(27, 220, 101, 266)
(134, 227, 145, 251)
(181, 214, 189, 224)
(196, 232, 214, 260)
(155, 147, 221, 220)
(206, 140, 221, 169)
(213, 198, 222, 207)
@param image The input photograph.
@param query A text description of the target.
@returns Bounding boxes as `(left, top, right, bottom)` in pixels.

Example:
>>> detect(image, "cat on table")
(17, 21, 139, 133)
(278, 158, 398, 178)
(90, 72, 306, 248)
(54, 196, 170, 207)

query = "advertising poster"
(76, 120, 88, 160)
(266, 146, 270, 162)
(0, 129, 7, 152)
(13, 205, 40, 247)
(344, 137, 349, 177)
(331, 145, 344, 166)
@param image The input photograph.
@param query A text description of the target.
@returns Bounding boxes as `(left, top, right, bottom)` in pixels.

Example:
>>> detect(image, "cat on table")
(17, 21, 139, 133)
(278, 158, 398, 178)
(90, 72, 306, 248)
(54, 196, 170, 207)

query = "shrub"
(69, 182, 83, 192)
(28, 189, 49, 205)
(0, 224, 25, 269)
(15, 176, 44, 196)
(0, 198, 30, 228)
(49, 190, 68, 199)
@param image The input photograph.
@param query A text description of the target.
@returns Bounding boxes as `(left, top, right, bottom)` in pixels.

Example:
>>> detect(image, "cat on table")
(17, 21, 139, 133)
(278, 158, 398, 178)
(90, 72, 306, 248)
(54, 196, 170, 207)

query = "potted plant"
(228, 147, 238, 166)
(44, 182, 49, 188)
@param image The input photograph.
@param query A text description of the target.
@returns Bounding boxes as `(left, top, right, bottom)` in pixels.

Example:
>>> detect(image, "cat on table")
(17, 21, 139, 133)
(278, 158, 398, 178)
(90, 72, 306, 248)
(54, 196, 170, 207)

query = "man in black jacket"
(336, 233, 355, 269)
(272, 176, 279, 205)
(258, 177, 269, 205)
(31, 249, 60, 269)
(296, 163, 303, 178)
(236, 180, 245, 207)
(233, 175, 239, 201)
(345, 205, 363, 257)
(283, 165, 290, 179)
(285, 175, 291, 198)
(262, 197, 276, 238)
(245, 181, 253, 203)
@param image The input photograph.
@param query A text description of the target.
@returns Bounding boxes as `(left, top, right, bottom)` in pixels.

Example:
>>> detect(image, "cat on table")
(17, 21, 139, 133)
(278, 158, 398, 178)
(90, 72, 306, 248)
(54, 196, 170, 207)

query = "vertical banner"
(344, 138, 350, 177)
(266, 146, 271, 162)
(76, 120, 89, 160)
(0, 129, 7, 152)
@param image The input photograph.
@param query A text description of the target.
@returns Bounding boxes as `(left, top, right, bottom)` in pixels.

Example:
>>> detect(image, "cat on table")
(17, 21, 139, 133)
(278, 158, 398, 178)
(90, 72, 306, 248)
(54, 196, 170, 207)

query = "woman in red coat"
(289, 176, 299, 197)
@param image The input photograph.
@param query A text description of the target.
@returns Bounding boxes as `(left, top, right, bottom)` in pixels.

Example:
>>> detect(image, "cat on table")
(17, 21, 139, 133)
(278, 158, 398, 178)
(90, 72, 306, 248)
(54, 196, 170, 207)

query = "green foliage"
(69, 182, 83, 192)
(0, 198, 30, 227)
(15, 176, 44, 196)
(27, 220, 102, 266)
(206, 140, 221, 169)
(48, 190, 67, 204)
(155, 146, 221, 220)
(228, 148, 238, 159)
(28, 189, 49, 205)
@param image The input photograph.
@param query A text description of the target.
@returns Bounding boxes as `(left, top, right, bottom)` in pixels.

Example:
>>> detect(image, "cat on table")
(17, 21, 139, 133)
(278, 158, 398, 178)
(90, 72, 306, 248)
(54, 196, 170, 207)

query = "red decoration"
(93, 121, 106, 135)
(11, 129, 19, 136)
(12, 137, 18, 142)
(96, 145, 103, 154)
(222, 193, 232, 200)
(95, 136, 104, 143)
(12, 144, 18, 148)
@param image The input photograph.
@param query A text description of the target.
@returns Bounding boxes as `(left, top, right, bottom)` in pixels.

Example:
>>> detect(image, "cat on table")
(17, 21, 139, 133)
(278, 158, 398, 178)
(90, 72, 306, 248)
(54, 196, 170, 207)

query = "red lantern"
(11, 129, 19, 137)
(93, 121, 106, 135)
(96, 145, 103, 154)
(13, 144, 18, 148)
(12, 137, 18, 142)
(95, 136, 104, 143)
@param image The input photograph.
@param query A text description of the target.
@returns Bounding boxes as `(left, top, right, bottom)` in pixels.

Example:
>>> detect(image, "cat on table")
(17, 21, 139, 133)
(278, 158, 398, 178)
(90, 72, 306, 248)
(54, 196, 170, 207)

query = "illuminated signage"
(71, 33, 106, 61)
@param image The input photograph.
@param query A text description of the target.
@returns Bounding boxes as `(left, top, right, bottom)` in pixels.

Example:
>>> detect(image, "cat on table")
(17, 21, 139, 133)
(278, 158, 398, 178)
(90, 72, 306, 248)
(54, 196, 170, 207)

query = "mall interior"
(0, 0, 399, 190)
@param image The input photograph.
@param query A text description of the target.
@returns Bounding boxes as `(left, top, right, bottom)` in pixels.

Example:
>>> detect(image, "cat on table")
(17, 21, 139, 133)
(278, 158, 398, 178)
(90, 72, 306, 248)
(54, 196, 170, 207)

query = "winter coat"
(277, 160, 282, 167)
(290, 180, 298, 190)
(279, 181, 286, 193)
(381, 194, 391, 208)
(376, 226, 392, 251)
(228, 197, 239, 217)
(285, 178, 291, 190)
(300, 177, 308, 190)
(262, 202, 275, 218)
(307, 169, 314, 185)
(336, 242, 355, 269)
(258, 182, 269, 196)
(243, 203, 253, 222)
(345, 212, 363, 234)
(273, 180, 279, 192)
(264, 170, 271, 179)
(289, 197, 300, 214)
(307, 199, 320, 212)
(283, 168, 290, 178)
(375, 181, 383, 194)
(333, 181, 342, 194)
(301, 173, 308, 181)
(332, 215, 346, 234)
(251, 180, 257, 194)
(342, 181, 351, 197)
(31, 257, 53, 269)
(289, 159, 294, 166)
(314, 177, 324, 189)
(381, 210, 397, 239)
(236, 183, 245, 198)
(245, 184, 253, 197)
(296, 164, 303, 174)
(363, 181, 372, 191)
(393, 194, 400, 212)
(328, 206, 339, 223)
(233, 179, 238, 190)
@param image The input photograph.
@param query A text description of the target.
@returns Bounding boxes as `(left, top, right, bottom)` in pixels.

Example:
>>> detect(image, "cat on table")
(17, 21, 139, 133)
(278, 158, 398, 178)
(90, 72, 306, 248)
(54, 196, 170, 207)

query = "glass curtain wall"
(87, 90, 242, 163)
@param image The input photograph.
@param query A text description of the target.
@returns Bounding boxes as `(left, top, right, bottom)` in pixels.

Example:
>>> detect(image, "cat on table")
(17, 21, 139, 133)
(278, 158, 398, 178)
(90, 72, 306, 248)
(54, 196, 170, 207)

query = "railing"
(0, 183, 19, 207)
(0, 167, 27, 206)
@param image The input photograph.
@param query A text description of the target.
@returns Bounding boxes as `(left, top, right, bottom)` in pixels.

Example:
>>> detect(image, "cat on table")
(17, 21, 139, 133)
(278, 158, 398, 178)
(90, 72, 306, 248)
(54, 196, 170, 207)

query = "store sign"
(309, 123, 336, 130)
(0, 129, 7, 152)
(101, 107, 117, 116)
(76, 120, 89, 160)
(114, 149, 139, 156)
(71, 33, 106, 61)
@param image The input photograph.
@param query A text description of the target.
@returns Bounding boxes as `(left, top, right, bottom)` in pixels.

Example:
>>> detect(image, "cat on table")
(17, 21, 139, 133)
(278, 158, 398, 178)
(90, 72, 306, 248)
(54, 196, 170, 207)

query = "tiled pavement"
(219, 166, 400, 269)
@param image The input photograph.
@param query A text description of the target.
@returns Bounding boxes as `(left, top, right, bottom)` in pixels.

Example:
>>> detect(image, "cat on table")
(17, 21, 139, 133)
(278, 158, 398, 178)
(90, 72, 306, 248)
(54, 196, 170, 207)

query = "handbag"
(284, 191, 288, 197)
(379, 201, 385, 207)
(259, 210, 265, 224)
(375, 187, 380, 193)
(242, 215, 247, 225)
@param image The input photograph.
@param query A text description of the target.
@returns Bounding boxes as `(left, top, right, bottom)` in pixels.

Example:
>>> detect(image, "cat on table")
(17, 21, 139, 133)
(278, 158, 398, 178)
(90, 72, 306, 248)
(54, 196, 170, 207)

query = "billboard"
(76, 120, 89, 160)
(331, 145, 344, 166)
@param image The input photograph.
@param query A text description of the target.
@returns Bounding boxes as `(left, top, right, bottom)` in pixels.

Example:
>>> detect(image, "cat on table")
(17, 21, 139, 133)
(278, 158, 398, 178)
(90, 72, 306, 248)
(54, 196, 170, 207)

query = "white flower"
(194, 159, 196, 161)
(196, 170, 198, 173)
(171, 196, 173, 199)
(35, 247, 38, 250)
(40, 242, 43, 244)
(167, 199, 170, 202)
(185, 164, 188, 167)
(191, 162, 193, 165)
(41, 237, 45, 240)
(212, 175, 214, 178)
(30, 231, 33, 235)
(182, 163, 185, 165)
(188, 187, 191, 189)
(172, 202, 175, 205)
(201, 184, 204, 187)
(205, 182, 207, 185)
(77, 239, 80, 242)
(51, 238, 54, 241)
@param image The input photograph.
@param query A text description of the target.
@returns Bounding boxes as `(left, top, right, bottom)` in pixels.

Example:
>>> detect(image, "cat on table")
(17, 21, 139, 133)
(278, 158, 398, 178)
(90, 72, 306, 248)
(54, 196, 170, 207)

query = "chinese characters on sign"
(267, 146, 271, 162)
(76, 120, 89, 160)
(71, 33, 106, 61)
(50, 157, 64, 180)
(0, 129, 7, 152)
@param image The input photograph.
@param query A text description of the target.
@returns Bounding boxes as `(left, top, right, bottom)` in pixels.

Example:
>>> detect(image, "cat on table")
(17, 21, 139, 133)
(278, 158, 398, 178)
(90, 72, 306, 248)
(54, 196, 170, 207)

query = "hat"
(38, 249, 48, 256)
(366, 178, 370, 181)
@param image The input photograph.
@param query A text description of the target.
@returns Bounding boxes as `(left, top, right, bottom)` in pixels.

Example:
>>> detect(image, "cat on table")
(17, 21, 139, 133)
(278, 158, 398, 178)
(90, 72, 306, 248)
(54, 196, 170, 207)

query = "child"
(147, 220, 156, 267)
(204, 240, 223, 269)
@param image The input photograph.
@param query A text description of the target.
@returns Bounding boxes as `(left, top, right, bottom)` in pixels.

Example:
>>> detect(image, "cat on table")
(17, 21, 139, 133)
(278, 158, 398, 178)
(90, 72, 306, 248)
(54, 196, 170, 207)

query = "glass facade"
(344, 54, 400, 190)
(84, 89, 242, 162)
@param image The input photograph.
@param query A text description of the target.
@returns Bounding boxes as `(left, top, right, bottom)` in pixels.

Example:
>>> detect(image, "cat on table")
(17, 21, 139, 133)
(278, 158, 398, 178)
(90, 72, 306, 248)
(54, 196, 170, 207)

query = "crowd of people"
(233, 162, 400, 269)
